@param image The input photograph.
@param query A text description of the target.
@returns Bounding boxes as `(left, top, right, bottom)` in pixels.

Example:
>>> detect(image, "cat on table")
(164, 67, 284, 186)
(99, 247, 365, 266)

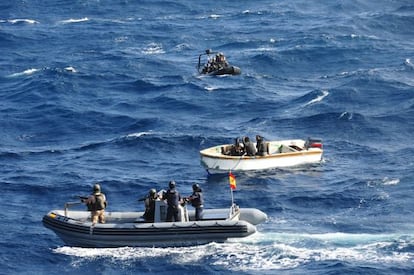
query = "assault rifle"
(78, 195, 89, 202)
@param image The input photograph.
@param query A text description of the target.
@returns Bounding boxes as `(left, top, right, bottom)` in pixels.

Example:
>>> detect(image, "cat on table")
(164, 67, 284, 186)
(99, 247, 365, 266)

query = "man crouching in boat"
(82, 183, 107, 225)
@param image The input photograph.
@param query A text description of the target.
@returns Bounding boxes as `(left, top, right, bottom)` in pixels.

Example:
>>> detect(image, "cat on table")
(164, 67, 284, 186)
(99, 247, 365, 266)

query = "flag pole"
(229, 170, 235, 209)
(230, 182, 234, 206)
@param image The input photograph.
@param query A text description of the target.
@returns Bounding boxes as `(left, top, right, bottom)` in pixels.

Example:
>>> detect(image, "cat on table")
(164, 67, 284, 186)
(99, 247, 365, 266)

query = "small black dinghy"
(43, 197, 267, 248)
(197, 49, 241, 76)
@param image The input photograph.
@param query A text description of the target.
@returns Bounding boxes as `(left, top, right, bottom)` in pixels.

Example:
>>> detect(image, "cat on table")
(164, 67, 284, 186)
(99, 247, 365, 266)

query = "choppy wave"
(1, 0, 414, 274)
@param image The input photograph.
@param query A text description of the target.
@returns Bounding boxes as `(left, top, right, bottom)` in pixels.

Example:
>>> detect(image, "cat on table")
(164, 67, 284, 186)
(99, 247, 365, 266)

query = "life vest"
(165, 189, 180, 208)
(190, 191, 204, 208)
(87, 193, 106, 211)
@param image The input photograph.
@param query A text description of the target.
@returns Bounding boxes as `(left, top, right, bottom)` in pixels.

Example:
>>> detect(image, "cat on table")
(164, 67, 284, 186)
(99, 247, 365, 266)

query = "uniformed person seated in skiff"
(82, 183, 107, 225)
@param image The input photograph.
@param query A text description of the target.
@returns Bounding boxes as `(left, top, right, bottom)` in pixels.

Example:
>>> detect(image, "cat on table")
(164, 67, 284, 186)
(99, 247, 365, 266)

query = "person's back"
(143, 188, 158, 222)
(243, 136, 257, 156)
(163, 181, 181, 222)
(256, 135, 267, 156)
(85, 183, 107, 225)
(186, 184, 204, 221)
(165, 189, 180, 208)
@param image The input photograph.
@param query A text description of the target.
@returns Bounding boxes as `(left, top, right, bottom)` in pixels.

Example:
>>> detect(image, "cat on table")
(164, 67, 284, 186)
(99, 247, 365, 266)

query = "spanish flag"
(229, 172, 236, 190)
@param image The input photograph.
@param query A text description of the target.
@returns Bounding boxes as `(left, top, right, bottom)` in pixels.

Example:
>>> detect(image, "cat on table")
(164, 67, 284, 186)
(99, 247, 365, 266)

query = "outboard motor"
(305, 138, 323, 149)
(154, 200, 168, 222)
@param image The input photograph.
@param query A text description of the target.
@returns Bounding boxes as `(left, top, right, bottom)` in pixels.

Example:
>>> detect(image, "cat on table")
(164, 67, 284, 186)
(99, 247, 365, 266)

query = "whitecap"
(60, 17, 89, 24)
(382, 177, 400, 186)
(209, 14, 221, 19)
(141, 43, 165, 55)
(125, 132, 152, 138)
(303, 90, 329, 106)
(205, 86, 219, 92)
(8, 18, 39, 24)
(8, 68, 40, 77)
(64, 66, 77, 73)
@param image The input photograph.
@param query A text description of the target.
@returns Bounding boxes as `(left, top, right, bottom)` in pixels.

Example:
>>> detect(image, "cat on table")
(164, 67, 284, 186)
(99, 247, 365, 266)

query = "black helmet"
(192, 183, 200, 191)
(149, 188, 156, 195)
(169, 180, 176, 189)
(93, 183, 101, 193)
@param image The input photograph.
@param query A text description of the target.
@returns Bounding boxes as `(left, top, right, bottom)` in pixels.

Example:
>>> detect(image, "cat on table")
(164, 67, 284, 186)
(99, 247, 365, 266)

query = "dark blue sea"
(1, 0, 414, 274)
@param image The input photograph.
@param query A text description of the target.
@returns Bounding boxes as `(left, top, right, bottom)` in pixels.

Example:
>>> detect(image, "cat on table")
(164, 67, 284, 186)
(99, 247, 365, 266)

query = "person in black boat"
(185, 183, 204, 221)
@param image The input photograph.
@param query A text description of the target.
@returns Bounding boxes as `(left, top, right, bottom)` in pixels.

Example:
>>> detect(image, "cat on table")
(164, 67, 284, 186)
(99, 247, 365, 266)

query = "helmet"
(149, 188, 156, 195)
(93, 183, 101, 193)
(169, 180, 176, 189)
(192, 183, 200, 191)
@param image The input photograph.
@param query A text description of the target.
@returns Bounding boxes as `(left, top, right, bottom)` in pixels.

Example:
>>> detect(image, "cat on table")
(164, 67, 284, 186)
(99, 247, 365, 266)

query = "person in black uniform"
(162, 181, 182, 222)
(185, 183, 204, 221)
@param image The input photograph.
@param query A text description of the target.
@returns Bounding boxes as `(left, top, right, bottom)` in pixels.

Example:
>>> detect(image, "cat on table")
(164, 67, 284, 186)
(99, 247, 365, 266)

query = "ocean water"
(1, 0, 414, 274)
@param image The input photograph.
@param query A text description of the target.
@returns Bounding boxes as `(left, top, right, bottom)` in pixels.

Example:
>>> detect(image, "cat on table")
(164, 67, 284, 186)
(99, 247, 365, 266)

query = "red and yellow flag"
(229, 172, 236, 190)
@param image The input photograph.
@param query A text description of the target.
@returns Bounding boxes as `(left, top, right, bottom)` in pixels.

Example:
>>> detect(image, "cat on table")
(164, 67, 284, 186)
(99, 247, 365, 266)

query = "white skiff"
(200, 138, 323, 174)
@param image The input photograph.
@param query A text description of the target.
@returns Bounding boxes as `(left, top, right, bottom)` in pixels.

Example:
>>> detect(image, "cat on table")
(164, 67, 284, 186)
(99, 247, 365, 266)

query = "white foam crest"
(382, 177, 400, 186)
(141, 43, 165, 55)
(205, 85, 219, 92)
(8, 68, 40, 77)
(209, 14, 221, 19)
(125, 131, 152, 138)
(253, 232, 408, 245)
(303, 90, 329, 106)
(60, 17, 89, 24)
(8, 18, 39, 24)
(64, 66, 77, 73)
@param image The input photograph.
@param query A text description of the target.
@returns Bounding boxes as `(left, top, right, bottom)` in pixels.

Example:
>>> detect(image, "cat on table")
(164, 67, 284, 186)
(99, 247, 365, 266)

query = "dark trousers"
(166, 206, 179, 222)
(195, 207, 203, 221)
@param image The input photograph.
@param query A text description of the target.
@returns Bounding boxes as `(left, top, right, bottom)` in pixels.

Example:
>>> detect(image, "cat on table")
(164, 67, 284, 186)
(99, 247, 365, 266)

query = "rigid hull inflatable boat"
(43, 200, 267, 248)
(197, 49, 241, 76)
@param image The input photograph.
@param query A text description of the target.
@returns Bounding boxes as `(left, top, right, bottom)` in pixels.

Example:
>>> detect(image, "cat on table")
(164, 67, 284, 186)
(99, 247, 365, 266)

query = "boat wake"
(53, 231, 414, 271)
